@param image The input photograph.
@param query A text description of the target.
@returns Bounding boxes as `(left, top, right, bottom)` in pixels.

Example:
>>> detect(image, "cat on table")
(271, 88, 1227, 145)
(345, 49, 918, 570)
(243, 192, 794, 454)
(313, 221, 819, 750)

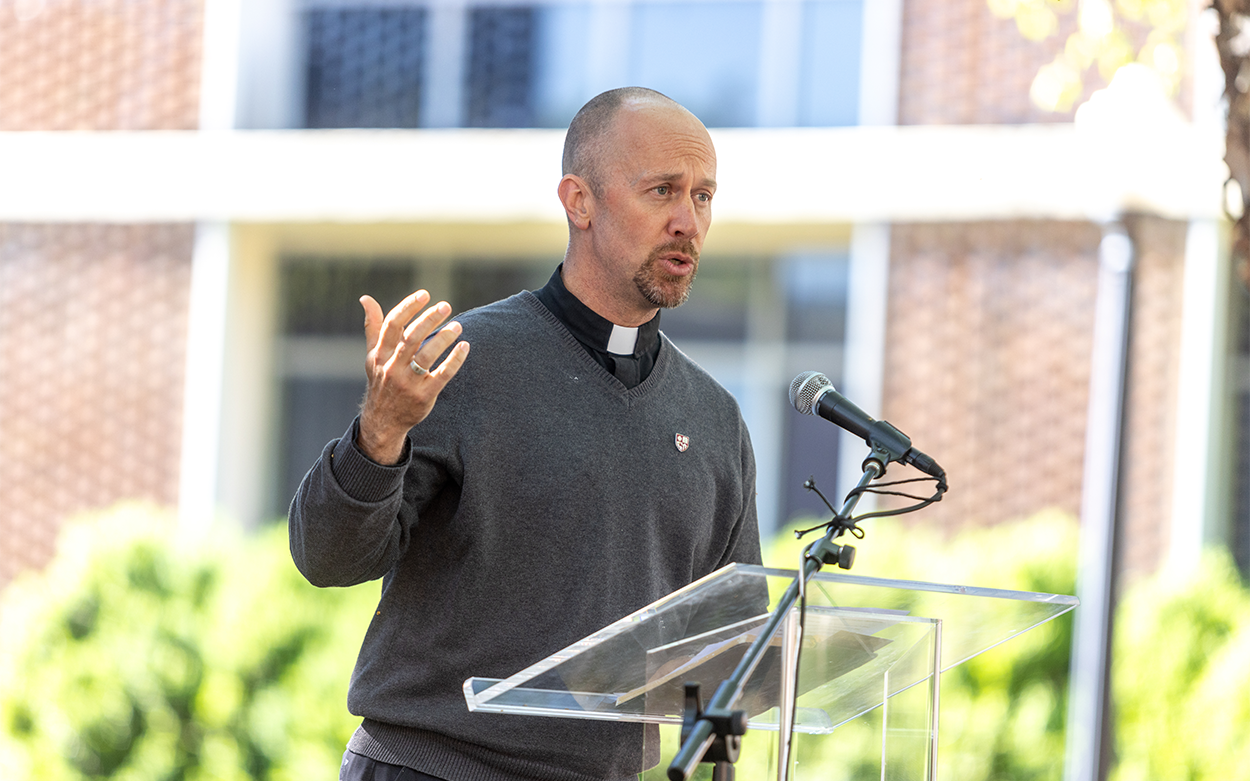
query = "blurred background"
(0, 0, 1247, 779)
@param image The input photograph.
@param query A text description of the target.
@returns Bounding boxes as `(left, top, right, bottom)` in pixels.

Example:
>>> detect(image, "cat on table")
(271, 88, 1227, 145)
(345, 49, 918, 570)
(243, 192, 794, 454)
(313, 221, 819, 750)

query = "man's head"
(558, 88, 717, 327)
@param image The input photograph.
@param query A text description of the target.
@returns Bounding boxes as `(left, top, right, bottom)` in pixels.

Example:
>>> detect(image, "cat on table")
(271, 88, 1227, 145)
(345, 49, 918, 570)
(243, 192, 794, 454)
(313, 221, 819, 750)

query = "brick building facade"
(0, 0, 202, 587)
(0, 0, 1238, 604)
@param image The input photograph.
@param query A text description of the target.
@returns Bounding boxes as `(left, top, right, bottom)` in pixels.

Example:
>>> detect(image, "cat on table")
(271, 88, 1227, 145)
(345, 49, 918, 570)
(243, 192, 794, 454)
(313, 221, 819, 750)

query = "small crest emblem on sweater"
(675, 433, 690, 452)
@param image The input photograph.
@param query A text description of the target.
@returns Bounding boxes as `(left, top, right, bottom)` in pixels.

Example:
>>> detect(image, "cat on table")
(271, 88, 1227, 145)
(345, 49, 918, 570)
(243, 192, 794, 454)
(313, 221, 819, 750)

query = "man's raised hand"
(357, 290, 470, 464)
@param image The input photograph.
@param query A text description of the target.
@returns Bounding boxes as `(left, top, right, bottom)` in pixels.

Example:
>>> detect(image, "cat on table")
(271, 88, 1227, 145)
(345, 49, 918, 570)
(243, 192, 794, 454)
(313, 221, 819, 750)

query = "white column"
(178, 224, 232, 533)
(836, 224, 891, 501)
(199, 0, 243, 132)
(215, 237, 281, 529)
(182, 0, 243, 531)
(1167, 3, 1235, 567)
(842, 0, 902, 496)
(1169, 219, 1231, 570)
(857, 0, 903, 126)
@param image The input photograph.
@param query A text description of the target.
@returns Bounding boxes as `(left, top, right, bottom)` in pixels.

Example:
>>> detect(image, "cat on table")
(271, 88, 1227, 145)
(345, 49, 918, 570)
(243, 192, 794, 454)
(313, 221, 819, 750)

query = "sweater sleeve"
(288, 417, 417, 588)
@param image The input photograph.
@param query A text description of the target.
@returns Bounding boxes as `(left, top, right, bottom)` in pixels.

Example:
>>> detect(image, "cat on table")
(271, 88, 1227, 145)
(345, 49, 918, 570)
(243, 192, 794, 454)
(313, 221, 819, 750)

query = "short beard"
(633, 241, 700, 309)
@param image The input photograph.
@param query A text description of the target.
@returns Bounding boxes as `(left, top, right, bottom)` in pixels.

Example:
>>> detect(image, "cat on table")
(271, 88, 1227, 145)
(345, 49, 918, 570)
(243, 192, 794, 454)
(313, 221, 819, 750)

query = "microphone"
(789, 371, 945, 480)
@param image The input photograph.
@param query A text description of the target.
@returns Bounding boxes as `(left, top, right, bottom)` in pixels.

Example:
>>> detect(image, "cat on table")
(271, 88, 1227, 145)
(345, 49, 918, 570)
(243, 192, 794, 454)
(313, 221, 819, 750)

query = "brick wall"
(883, 221, 1101, 530)
(0, 224, 194, 587)
(881, 218, 1188, 586)
(898, 0, 1084, 125)
(0, 0, 203, 130)
(897, 0, 1192, 126)
(0, 1, 202, 587)
(892, 0, 1198, 585)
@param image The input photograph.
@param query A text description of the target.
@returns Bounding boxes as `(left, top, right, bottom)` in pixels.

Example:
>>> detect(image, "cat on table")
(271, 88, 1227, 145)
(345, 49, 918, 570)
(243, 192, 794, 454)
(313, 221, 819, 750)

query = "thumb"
(360, 295, 383, 349)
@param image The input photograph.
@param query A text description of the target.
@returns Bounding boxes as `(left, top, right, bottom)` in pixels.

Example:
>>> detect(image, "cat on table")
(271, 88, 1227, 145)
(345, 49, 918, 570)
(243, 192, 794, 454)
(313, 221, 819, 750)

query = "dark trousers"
(340, 750, 447, 781)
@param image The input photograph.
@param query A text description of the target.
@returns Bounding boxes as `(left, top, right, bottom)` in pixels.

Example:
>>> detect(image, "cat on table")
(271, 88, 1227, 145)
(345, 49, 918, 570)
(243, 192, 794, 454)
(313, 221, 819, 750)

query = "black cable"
(793, 474, 947, 540)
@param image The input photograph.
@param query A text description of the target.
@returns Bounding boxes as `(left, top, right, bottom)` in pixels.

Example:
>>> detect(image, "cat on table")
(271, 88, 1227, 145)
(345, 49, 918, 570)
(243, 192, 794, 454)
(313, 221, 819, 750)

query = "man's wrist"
(356, 420, 409, 466)
(330, 420, 408, 503)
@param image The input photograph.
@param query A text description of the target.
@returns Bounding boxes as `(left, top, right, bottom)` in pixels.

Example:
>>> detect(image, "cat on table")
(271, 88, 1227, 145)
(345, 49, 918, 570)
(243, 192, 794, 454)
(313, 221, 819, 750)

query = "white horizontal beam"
(0, 125, 1225, 223)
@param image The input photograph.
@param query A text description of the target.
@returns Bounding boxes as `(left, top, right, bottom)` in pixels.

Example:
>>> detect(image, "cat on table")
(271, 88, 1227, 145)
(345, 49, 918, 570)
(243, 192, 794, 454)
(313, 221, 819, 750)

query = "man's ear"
(558, 174, 593, 230)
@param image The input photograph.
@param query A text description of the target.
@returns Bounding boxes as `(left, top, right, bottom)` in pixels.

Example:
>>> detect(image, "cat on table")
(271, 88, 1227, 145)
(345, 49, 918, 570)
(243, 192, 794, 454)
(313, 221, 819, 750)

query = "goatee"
(633, 241, 699, 308)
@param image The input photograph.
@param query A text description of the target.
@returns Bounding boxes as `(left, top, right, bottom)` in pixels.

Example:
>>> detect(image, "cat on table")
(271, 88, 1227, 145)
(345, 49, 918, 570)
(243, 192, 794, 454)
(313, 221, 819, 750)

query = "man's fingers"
(390, 301, 453, 370)
(360, 295, 383, 356)
(401, 301, 452, 344)
(357, 289, 467, 439)
(429, 341, 471, 386)
(408, 320, 463, 371)
(377, 289, 433, 356)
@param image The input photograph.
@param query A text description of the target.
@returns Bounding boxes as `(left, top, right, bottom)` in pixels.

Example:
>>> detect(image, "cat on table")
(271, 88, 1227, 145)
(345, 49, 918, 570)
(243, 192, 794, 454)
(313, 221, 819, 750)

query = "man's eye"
(696, 192, 711, 203)
(655, 186, 670, 195)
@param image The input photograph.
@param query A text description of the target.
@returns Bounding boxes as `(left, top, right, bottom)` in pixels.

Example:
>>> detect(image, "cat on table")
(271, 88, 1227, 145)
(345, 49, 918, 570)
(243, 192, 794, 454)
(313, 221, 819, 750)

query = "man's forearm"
(288, 428, 409, 588)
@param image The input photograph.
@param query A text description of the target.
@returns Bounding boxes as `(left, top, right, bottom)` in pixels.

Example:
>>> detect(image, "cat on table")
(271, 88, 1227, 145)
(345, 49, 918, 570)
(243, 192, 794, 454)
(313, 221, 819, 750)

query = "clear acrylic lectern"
(464, 563, 1077, 780)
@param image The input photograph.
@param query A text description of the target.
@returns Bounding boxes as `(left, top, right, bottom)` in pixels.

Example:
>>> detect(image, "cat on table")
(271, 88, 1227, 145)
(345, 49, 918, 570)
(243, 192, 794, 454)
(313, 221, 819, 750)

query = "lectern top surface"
(464, 564, 1077, 733)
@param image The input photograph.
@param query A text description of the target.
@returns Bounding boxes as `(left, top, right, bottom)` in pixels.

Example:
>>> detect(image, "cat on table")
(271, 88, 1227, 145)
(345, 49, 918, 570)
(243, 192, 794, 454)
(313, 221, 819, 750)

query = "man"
(290, 87, 762, 781)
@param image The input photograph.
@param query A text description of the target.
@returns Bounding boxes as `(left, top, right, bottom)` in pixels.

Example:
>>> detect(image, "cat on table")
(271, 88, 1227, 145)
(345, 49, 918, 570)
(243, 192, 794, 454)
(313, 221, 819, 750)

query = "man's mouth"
(636, 243, 700, 307)
(656, 247, 698, 275)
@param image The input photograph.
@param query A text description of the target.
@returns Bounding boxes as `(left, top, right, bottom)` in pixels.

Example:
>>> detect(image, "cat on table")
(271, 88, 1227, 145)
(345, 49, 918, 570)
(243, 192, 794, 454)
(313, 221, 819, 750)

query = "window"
(450, 260, 552, 312)
(304, 7, 427, 128)
(300, 0, 864, 130)
(466, 7, 537, 128)
(276, 258, 418, 511)
(784, 252, 850, 342)
(779, 253, 849, 524)
(660, 261, 750, 342)
(628, 1, 763, 128)
(798, 0, 863, 127)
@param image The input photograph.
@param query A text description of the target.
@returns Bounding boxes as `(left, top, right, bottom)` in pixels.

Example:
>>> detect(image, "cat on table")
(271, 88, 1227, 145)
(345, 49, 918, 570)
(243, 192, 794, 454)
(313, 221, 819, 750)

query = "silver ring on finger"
(409, 358, 429, 376)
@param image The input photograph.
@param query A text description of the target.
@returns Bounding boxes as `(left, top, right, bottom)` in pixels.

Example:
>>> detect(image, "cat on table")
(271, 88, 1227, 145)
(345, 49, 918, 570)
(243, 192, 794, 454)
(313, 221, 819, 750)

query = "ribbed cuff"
(330, 418, 410, 503)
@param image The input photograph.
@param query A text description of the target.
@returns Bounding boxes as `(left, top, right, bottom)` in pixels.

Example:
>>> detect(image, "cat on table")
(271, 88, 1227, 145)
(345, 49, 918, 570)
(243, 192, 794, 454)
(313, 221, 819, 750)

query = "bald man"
(291, 87, 762, 781)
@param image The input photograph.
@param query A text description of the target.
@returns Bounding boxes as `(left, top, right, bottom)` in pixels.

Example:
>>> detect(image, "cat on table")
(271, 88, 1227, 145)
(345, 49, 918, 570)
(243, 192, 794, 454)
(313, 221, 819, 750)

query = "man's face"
(587, 102, 717, 319)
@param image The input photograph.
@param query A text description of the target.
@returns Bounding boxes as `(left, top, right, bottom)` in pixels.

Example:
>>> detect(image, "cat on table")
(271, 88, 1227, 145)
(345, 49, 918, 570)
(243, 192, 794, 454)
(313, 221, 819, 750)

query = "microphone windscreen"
(789, 371, 831, 415)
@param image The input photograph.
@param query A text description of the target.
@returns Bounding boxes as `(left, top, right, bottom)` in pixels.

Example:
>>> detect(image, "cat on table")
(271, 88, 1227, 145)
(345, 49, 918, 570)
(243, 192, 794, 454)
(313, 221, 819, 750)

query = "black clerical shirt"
(532, 266, 661, 390)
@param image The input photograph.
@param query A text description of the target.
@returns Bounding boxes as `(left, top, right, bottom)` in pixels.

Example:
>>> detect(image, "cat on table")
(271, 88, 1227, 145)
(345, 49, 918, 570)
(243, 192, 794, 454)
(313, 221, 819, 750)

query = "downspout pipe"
(1064, 222, 1134, 781)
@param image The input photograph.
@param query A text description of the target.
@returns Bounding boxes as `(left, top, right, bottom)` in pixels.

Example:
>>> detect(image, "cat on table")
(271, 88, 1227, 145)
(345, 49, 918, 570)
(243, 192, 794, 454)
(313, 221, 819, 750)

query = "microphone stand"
(668, 441, 900, 781)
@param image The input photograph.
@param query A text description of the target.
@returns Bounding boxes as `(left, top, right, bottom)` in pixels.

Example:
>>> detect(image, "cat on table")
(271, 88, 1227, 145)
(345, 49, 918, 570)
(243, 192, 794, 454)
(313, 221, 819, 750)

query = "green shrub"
(646, 511, 1079, 781)
(762, 511, 1078, 781)
(1110, 548, 1250, 781)
(0, 504, 376, 781)
(6, 504, 1248, 781)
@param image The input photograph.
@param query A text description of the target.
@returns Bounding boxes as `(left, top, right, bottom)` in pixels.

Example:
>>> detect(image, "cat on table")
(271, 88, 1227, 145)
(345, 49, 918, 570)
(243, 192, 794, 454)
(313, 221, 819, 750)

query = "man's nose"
(668, 195, 700, 239)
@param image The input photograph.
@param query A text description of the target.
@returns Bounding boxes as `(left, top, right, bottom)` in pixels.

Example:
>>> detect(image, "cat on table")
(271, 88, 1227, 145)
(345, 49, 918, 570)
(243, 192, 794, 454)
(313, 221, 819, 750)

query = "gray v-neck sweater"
(290, 291, 761, 781)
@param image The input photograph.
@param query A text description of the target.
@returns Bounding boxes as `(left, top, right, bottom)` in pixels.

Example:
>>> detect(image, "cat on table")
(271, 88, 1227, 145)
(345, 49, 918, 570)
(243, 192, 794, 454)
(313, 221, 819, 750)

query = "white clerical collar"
(606, 324, 639, 356)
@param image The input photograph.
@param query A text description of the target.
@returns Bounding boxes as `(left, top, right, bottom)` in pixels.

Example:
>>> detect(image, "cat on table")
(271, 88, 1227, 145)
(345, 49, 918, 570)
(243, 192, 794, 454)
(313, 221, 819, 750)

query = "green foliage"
(772, 511, 1078, 781)
(7, 504, 1250, 781)
(0, 504, 377, 781)
(1110, 549, 1250, 781)
(644, 512, 1080, 781)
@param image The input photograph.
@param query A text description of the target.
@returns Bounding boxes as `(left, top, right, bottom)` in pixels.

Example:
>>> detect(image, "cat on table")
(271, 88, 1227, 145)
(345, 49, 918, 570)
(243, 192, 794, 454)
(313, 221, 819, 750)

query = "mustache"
(650, 239, 700, 263)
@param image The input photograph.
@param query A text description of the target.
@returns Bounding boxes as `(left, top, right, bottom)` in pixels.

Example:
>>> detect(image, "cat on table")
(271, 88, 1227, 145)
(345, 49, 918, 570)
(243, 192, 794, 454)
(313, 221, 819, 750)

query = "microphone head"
(789, 371, 831, 415)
